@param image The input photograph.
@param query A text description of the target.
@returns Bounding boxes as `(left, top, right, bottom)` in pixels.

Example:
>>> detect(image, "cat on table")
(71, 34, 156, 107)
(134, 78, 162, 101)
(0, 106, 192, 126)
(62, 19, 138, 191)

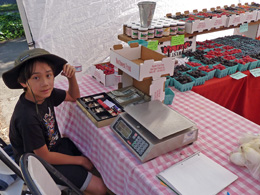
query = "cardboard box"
(217, 6, 246, 27)
(89, 62, 121, 87)
(119, 72, 166, 102)
(110, 43, 174, 81)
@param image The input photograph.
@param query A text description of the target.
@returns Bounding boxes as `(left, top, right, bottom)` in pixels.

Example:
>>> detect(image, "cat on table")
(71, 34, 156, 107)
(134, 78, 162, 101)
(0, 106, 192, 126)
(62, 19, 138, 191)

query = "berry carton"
(89, 62, 121, 87)
(213, 64, 229, 78)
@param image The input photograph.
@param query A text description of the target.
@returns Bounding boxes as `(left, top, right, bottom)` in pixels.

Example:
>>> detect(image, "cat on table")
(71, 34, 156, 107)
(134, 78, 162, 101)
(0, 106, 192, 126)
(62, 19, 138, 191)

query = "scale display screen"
(116, 120, 132, 139)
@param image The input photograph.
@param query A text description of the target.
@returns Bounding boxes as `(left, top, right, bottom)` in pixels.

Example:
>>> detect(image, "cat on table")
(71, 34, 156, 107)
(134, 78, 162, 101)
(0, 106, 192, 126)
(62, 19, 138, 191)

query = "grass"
(0, 4, 18, 13)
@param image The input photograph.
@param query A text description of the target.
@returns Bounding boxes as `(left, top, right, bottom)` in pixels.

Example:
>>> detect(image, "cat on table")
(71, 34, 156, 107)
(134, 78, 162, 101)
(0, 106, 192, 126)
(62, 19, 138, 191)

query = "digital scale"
(110, 100, 198, 162)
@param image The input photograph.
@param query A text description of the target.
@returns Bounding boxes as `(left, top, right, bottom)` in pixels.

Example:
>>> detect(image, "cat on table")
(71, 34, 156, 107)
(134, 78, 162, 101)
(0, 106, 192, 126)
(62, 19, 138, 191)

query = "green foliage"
(0, 4, 18, 12)
(0, 12, 25, 41)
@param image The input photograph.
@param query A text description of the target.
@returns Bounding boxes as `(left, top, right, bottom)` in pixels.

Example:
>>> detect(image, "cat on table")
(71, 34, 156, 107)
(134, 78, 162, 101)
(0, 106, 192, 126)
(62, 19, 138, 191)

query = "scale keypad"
(113, 118, 149, 157)
(132, 136, 149, 156)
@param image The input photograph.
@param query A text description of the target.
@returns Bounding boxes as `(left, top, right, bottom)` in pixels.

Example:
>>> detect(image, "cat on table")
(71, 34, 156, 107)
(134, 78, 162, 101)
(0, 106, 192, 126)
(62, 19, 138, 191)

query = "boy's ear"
(20, 82, 27, 88)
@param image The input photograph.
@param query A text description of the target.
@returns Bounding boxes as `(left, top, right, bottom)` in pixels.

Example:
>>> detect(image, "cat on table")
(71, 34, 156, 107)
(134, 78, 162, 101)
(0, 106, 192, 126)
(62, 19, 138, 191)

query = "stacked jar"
(169, 22, 178, 36)
(123, 17, 186, 39)
(131, 25, 139, 39)
(177, 21, 185, 35)
(138, 27, 148, 40)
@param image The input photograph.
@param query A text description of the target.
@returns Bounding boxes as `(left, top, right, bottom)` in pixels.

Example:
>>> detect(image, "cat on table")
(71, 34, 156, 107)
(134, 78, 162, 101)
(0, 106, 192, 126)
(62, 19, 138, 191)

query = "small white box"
(89, 62, 121, 87)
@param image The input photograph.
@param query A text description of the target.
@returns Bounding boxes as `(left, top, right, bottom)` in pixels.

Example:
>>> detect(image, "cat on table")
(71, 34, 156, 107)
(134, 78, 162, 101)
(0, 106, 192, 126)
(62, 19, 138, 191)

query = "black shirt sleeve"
(52, 88, 66, 106)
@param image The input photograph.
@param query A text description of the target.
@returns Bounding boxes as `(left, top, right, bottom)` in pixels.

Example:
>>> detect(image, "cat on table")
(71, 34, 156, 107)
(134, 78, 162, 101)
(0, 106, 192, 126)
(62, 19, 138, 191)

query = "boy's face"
(20, 61, 54, 104)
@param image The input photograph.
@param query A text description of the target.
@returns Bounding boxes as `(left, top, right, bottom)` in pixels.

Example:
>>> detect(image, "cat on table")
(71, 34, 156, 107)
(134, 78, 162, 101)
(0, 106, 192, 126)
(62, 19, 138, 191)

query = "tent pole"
(17, 0, 35, 49)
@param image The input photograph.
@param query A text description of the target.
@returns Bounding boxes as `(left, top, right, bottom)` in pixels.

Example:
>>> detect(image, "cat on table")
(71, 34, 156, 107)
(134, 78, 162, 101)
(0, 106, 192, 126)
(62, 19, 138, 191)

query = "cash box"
(77, 93, 124, 128)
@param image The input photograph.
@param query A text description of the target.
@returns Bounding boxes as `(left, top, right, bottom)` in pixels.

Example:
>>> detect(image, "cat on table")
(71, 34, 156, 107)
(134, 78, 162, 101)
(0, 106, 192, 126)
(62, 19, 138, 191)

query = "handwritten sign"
(171, 35, 185, 46)
(147, 40, 158, 51)
(240, 23, 248, 33)
(230, 72, 247, 80)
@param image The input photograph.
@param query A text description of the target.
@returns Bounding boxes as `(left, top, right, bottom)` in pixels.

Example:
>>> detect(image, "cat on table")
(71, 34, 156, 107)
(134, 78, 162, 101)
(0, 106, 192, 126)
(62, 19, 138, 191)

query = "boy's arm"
(33, 144, 93, 171)
(61, 64, 80, 102)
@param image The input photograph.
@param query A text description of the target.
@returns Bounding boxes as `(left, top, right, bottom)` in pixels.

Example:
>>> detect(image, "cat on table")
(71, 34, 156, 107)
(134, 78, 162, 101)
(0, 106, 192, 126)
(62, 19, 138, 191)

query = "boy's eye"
(33, 76, 39, 80)
(47, 73, 53, 78)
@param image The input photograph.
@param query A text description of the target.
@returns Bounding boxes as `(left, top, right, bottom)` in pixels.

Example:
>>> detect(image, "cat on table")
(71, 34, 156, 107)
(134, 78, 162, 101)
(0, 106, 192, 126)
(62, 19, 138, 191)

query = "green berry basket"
(214, 68, 229, 78)
(237, 62, 250, 72)
(226, 65, 238, 75)
(185, 63, 202, 70)
(205, 69, 216, 80)
(173, 78, 195, 92)
(248, 60, 258, 70)
(165, 77, 171, 88)
(187, 72, 207, 86)
(256, 59, 260, 68)
(164, 88, 175, 105)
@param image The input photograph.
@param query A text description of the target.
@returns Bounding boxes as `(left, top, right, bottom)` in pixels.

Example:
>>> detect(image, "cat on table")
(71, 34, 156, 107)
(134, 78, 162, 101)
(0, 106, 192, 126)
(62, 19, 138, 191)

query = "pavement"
(0, 37, 28, 143)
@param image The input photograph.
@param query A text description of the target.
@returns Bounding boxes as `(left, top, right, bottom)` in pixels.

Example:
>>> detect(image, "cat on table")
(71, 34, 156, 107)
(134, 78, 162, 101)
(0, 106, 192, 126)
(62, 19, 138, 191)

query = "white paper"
(250, 68, 260, 77)
(157, 152, 238, 195)
(230, 72, 247, 80)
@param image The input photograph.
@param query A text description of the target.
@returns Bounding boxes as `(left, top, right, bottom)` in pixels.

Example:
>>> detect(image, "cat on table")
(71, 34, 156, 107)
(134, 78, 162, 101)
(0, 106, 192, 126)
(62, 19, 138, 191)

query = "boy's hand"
(61, 64, 76, 79)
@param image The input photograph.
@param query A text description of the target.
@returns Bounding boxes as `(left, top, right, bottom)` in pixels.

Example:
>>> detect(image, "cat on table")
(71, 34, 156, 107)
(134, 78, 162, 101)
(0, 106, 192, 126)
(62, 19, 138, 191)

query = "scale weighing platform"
(110, 100, 198, 162)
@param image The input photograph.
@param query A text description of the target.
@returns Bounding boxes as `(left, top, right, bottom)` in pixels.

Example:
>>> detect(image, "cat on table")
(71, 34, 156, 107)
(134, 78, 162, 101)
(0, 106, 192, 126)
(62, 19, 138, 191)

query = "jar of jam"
(138, 27, 148, 40)
(154, 24, 163, 38)
(177, 21, 185, 35)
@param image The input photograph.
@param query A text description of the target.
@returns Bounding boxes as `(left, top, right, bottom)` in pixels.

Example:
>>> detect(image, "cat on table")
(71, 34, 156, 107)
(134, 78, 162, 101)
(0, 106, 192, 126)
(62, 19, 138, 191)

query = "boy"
(2, 48, 107, 195)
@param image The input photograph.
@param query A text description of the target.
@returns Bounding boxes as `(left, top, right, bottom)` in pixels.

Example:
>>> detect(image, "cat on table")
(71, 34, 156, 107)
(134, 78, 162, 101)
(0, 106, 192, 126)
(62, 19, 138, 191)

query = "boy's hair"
(17, 57, 56, 91)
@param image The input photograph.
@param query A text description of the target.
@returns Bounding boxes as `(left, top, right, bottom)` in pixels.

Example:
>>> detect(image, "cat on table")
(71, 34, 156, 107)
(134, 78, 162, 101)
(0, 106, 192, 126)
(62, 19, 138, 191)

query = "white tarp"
(21, 0, 242, 73)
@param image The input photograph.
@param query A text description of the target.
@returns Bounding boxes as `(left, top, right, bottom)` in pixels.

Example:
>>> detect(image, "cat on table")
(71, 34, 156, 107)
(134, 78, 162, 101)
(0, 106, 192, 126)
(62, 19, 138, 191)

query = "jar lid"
(148, 25, 155, 29)
(177, 21, 186, 25)
(131, 25, 139, 29)
(170, 22, 177, 26)
(155, 24, 163, 28)
(138, 27, 148, 31)
(163, 23, 170, 27)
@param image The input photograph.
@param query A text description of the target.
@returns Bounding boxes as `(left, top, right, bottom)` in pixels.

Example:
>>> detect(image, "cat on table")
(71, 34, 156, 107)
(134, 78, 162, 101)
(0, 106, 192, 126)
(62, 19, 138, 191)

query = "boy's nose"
(41, 78, 49, 86)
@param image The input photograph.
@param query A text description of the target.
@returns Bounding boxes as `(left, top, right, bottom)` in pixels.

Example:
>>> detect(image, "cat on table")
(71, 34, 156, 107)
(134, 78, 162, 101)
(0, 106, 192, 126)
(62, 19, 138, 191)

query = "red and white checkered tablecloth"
(55, 75, 260, 195)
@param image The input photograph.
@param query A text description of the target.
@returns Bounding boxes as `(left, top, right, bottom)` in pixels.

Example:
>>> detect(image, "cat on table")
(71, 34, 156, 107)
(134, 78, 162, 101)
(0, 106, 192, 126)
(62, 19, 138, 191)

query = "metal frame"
(16, 0, 35, 49)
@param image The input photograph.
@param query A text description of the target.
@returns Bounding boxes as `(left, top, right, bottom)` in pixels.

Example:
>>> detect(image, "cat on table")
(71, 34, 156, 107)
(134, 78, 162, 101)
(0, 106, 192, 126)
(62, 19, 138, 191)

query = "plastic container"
(131, 25, 138, 39)
(164, 88, 175, 105)
(177, 21, 185, 35)
(138, 27, 148, 40)
(154, 24, 163, 38)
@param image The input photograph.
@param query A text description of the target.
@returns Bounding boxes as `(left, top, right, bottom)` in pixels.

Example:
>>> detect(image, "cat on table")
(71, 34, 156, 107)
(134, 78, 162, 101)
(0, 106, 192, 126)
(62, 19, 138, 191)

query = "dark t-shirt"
(9, 88, 66, 163)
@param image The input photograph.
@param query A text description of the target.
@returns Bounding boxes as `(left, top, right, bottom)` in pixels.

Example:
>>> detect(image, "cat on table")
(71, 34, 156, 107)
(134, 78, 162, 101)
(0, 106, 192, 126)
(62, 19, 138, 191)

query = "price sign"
(240, 23, 248, 33)
(147, 40, 158, 51)
(171, 35, 185, 46)
(230, 72, 247, 80)
(250, 68, 260, 77)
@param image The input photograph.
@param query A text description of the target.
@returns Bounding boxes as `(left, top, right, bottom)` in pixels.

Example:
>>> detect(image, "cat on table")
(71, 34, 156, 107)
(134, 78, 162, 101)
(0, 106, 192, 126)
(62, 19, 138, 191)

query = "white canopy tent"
(17, 0, 248, 75)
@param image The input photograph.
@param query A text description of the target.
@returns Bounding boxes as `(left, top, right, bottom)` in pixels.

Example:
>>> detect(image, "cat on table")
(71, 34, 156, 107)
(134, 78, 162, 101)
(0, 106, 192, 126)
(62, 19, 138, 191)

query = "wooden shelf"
(118, 20, 260, 43)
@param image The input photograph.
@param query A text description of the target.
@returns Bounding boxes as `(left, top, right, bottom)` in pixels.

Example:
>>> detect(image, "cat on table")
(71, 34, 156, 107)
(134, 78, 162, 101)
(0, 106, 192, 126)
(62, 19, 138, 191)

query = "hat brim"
(2, 54, 67, 89)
